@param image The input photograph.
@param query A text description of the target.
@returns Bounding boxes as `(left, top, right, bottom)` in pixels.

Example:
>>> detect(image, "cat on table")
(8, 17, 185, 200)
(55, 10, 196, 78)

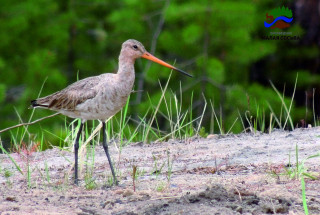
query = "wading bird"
(30, 39, 192, 185)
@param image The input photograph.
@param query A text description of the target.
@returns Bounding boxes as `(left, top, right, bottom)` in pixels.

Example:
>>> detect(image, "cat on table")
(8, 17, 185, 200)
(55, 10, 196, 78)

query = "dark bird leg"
(102, 122, 118, 185)
(74, 122, 84, 185)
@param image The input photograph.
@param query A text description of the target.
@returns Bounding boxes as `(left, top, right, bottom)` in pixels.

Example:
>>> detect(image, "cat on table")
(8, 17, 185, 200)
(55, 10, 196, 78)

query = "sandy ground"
(0, 127, 320, 214)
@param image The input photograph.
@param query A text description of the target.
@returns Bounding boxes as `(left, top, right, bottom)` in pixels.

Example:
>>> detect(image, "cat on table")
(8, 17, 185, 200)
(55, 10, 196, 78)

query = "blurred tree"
(0, 0, 73, 139)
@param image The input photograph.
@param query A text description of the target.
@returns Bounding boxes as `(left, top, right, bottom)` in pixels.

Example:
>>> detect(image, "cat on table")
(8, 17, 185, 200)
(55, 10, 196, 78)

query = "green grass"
(267, 144, 319, 215)
(0, 144, 23, 175)
(143, 72, 173, 143)
(152, 154, 166, 178)
(301, 176, 309, 215)
(3, 73, 305, 154)
(210, 99, 224, 134)
(242, 74, 299, 133)
(284, 145, 320, 215)
(84, 170, 97, 190)
(156, 181, 166, 192)
(284, 144, 319, 180)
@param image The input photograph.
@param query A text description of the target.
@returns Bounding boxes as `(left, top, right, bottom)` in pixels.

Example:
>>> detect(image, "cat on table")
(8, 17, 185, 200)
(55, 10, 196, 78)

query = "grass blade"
(0, 144, 23, 175)
(301, 176, 309, 215)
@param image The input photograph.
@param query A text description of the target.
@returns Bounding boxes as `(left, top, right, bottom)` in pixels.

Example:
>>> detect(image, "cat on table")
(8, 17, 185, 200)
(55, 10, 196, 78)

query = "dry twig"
(0, 113, 60, 133)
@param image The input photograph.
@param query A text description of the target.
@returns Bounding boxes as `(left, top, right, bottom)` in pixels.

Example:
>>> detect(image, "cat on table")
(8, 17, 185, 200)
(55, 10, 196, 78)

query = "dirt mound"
(0, 127, 320, 214)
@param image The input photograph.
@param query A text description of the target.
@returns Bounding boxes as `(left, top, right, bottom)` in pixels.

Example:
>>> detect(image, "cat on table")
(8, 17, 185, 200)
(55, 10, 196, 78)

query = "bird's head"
(120, 39, 192, 77)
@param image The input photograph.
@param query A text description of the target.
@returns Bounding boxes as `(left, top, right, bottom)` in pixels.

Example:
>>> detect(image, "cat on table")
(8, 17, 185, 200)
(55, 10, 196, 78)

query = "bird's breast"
(75, 76, 134, 120)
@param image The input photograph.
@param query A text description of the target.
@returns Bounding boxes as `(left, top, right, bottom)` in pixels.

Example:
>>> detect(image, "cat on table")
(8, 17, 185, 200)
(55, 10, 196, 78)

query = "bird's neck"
(117, 55, 135, 81)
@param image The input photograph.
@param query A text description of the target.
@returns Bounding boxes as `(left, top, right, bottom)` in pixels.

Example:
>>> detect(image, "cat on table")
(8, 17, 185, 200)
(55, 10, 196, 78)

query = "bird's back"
(31, 73, 134, 120)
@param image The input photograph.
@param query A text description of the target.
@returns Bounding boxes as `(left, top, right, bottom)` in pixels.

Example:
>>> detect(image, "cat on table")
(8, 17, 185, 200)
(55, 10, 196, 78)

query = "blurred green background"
(0, 0, 319, 147)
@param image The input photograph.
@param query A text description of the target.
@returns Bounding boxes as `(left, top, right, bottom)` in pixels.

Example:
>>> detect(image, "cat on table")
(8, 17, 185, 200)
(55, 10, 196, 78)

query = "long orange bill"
(142, 52, 192, 77)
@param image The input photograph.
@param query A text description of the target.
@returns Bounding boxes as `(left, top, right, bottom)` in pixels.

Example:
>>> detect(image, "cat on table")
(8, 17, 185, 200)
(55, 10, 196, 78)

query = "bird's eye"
(133, 45, 138, 50)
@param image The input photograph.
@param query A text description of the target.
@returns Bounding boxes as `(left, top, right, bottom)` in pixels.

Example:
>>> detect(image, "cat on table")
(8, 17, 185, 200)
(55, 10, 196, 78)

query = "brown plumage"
(32, 76, 98, 110)
(31, 39, 192, 185)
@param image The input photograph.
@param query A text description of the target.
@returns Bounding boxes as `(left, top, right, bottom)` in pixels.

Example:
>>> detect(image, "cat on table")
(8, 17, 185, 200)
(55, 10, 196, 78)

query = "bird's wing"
(33, 76, 101, 111)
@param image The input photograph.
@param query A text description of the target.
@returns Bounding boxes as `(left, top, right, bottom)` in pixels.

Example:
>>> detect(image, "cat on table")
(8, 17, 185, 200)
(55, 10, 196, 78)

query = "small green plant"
(269, 74, 297, 131)
(241, 75, 298, 134)
(2, 168, 13, 186)
(4, 168, 13, 178)
(12, 141, 40, 188)
(131, 165, 145, 192)
(152, 154, 165, 178)
(53, 172, 70, 191)
(84, 170, 97, 190)
(187, 91, 195, 137)
(106, 175, 115, 187)
(0, 144, 23, 175)
(250, 103, 266, 133)
(209, 99, 224, 134)
(311, 88, 320, 127)
(284, 145, 318, 180)
(143, 73, 172, 143)
(301, 176, 309, 215)
(132, 165, 137, 192)
(166, 150, 174, 183)
(83, 141, 97, 190)
(198, 127, 208, 138)
(156, 181, 166, 192)
(142, 75, 201, 143)
(283, 145, 320, 215)
(244, 99, 267, 133)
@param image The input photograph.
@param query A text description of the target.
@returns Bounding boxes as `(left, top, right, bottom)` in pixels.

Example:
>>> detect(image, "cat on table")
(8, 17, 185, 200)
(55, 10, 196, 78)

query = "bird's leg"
(102, 122, 118, 185)
(74, 122, 84, 185)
